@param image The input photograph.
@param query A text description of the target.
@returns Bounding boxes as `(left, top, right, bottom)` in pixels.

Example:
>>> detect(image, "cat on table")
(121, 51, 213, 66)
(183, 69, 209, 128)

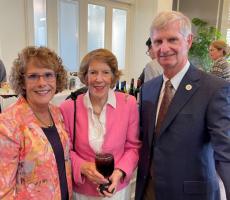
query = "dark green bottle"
(134, 80, 140, 101)
(129, 78, 135, 96)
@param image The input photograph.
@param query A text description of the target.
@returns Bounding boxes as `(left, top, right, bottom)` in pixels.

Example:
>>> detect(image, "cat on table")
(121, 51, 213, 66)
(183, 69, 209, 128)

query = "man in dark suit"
(135, 11, 230, 200)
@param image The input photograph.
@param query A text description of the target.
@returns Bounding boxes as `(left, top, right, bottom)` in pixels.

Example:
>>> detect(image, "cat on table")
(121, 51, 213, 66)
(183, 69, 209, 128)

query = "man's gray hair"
(150, 11, 192, 38)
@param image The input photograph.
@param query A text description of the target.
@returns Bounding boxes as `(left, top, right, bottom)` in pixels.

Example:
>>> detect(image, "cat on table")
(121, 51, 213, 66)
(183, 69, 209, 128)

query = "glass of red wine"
(95, 153, 114, 194)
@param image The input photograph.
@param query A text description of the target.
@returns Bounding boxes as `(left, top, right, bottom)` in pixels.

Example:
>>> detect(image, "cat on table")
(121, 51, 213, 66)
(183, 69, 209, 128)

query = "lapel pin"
(185, 84, 192, 91)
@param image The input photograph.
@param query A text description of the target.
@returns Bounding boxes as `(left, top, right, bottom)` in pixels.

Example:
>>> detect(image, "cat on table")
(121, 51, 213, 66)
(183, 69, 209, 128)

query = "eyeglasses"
(25, 72, 56, 83)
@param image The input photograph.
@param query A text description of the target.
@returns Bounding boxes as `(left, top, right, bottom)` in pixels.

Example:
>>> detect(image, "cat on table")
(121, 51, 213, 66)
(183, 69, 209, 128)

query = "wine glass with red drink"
(95, 153, 114, 194)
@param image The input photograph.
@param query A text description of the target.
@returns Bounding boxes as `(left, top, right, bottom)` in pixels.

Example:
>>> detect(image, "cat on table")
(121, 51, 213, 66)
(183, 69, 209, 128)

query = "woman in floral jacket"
(0, 46, 72, 199)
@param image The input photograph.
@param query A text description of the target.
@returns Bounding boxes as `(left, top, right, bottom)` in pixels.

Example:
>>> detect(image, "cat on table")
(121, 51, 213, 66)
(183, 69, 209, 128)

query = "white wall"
(0, 0, 28, 78)
(47, 0, 59, 52)
(128, 0, 172, 82)
(157, 0, 173, 11)
(220, 0, 230, 40)
(127, 0, 156, 81)
(0, 0, 172, 82)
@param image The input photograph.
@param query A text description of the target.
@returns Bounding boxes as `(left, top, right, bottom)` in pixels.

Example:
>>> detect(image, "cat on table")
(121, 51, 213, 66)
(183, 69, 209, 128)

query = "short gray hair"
(150, 11, 192, 38)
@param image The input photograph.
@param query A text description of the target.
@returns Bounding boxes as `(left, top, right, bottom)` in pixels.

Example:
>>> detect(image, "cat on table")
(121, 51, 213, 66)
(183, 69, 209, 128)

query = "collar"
(83, 89, 116, 110)
(163, 60, 190, 90)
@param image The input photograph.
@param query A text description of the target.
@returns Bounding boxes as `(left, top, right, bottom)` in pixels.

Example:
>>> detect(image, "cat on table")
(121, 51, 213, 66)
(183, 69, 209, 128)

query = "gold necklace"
(33, 109, 54, 128)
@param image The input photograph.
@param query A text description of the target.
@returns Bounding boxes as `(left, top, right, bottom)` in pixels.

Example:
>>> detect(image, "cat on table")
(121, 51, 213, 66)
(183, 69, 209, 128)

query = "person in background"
(60, 48, 140, 200)
(0, 46, 72, 199)
(0, 59, 7, 113)
(137, 38, 163, 87)
(209, 39, 230, 81)
(0, 59, 7, 83)
(144, 37, 163, 82)
(135, 11, 230, 200)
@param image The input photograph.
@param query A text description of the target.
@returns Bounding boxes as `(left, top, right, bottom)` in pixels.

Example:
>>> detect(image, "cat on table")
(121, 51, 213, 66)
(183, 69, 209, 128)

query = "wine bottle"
(134, 80, 140, 102)
(115, 80, 120, 91)
(129, 78, 135, 96)
(120, 81, 127, 93)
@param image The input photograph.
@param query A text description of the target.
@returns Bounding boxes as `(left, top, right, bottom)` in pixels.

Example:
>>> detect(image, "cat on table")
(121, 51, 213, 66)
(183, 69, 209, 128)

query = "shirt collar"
(83, 88, 116, 109)
(162, 60, 190, 91)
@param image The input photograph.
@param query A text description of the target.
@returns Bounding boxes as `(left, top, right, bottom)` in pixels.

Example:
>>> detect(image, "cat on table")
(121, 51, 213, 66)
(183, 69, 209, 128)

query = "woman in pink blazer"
(60, 48, 141, 199)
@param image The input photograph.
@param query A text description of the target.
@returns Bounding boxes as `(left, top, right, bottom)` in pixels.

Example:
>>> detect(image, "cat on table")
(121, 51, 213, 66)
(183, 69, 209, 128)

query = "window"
(33, 0, 47, 46)
(56, 0, 131, 72)
(112, 8, 127, 69)
(88, 4, 105, 51)
(221, 0, 230, 45)
(59, 0, 79, 72)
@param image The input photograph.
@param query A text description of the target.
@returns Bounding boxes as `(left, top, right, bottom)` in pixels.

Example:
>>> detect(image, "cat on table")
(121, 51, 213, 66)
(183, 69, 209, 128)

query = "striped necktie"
(155, 80, 174, 135)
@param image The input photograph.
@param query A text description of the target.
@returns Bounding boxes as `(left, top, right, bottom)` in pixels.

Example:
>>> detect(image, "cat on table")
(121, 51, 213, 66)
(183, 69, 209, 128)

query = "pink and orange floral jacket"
(0, 97, 72, 199)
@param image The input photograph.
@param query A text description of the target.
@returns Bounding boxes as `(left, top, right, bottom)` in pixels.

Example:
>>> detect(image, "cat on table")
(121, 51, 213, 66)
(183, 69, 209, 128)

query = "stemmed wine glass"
(95, 153, 114, 194)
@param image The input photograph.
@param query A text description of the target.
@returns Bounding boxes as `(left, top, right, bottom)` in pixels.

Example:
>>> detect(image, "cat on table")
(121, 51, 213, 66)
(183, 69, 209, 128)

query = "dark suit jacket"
(135, 65, 230, 200)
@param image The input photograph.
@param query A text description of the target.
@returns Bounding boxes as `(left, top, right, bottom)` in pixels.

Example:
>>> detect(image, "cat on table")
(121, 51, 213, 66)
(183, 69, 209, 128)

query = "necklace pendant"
(32, 108, 54, 128)
(48, 123, 54, 128)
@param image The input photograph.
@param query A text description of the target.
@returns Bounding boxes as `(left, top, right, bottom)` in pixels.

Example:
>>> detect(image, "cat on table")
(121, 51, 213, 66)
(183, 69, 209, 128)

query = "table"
(51, 90, 72, 106)
(0, 88, 17, 112)
(0, 89, 76, 112)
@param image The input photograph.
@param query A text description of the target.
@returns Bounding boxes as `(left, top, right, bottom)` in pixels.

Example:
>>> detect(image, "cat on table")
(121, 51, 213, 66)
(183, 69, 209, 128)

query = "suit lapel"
(158, 65, 201, 136)
(147, 77, 163, 147)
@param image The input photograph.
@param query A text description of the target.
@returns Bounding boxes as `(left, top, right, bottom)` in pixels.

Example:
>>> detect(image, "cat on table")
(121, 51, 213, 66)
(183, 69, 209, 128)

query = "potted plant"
(189, 18, 222, 72)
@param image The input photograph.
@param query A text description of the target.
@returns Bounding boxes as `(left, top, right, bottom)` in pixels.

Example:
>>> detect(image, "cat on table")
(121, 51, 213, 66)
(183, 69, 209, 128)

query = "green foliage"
(189, 18, 222, 71)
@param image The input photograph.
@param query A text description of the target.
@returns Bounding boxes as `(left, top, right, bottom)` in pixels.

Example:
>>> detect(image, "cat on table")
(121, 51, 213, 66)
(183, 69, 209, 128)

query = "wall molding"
(110, 0, 135, 5)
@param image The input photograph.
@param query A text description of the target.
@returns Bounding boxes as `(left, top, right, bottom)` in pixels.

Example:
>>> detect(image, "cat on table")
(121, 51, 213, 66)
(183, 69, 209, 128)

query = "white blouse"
(83, 89, 116, 153)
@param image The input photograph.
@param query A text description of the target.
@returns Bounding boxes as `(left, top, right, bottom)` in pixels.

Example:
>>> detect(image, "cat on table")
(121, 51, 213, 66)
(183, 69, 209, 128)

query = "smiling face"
(86, 60, 113, 103)
(24, 61, 56, 110)
(151, 21, 192, 78)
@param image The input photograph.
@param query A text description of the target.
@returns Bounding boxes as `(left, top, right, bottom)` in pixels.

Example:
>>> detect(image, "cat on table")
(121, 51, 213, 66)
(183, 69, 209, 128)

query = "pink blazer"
(60, 92, 141, 196)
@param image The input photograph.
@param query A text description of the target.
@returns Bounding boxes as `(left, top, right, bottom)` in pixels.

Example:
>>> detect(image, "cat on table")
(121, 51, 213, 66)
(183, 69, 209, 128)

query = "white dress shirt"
(156, 61, 190, 122)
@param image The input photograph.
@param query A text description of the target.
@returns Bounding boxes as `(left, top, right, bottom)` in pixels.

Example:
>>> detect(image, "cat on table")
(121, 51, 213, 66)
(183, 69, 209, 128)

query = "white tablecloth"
(0, 95, 17, 111)
(0, 90, 74, 112)
(51, 90, 72, 106)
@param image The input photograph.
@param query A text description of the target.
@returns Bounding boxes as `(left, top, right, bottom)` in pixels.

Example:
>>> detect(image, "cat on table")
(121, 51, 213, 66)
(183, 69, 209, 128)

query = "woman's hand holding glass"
(80, 161, 124, 197)
(80, 162, 109, 185)
(99, 169, 124, 197)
